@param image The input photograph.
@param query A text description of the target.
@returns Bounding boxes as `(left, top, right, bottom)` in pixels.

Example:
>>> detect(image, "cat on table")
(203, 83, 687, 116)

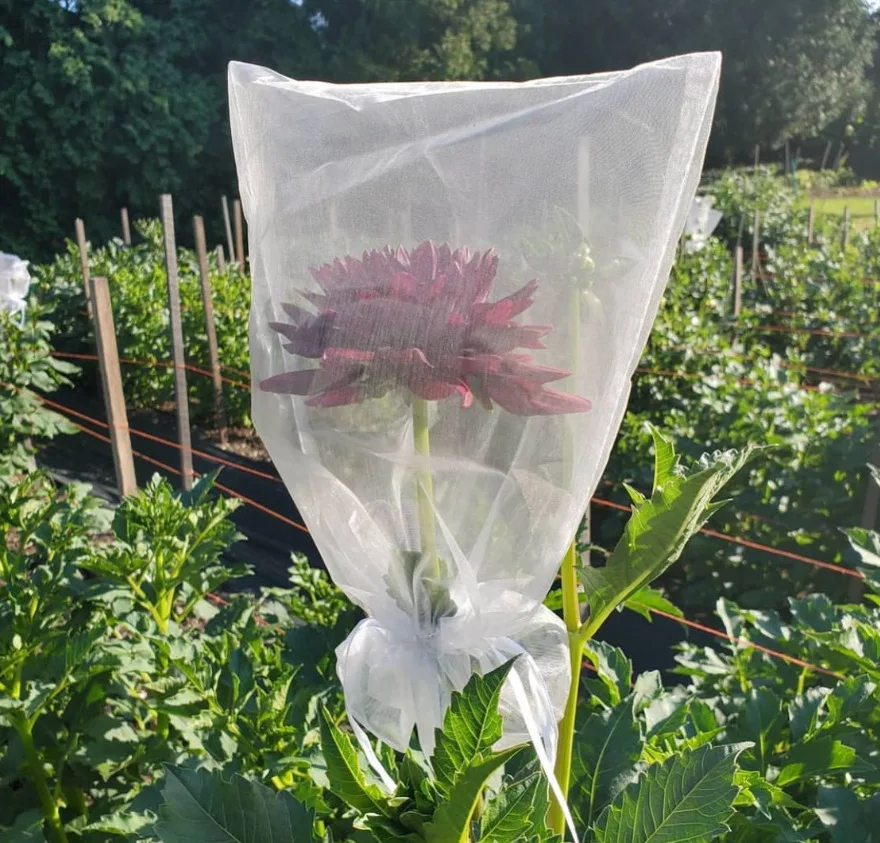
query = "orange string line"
(34, 390, 850, 679)
(51, 351, 250, 390)
(753, 324, 877, 341)
(28, 393, 867, 581)
(32, 392, 309, 534)
(590, 496, 864, 580)
(654, 344, 874, 385)
(636, 603, 845, 679)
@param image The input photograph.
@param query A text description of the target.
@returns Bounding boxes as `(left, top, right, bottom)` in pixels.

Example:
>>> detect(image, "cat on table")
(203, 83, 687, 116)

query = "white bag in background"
(683, 195, 724, 253)
(0, 252, 31, 325)
(229, 53, 721, 760)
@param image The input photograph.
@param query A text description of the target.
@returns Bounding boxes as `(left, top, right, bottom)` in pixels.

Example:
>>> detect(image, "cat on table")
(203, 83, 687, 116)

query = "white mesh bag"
(229, 53, 721, 769)
(0, 253, 31, 325)
(683, 195, 723, 253)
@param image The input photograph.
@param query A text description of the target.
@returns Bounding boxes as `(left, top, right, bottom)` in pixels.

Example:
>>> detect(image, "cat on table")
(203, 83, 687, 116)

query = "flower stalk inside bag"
(262, 240, 591, 620)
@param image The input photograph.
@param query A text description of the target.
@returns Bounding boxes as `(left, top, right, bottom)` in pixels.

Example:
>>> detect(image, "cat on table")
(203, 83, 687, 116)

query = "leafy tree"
(304, 0, 526, 81)
(0, 0, 322, 259)
(510, 0, 877, 164)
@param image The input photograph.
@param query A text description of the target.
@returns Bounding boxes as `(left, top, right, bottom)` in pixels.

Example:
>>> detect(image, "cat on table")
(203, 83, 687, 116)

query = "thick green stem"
(547, 540, 585, 837)
(17, 720, 68, 843)
(412, 398, 440, 581)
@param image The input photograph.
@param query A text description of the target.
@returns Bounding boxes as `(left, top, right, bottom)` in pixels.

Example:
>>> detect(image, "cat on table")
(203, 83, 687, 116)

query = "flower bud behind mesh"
(261, 241, 592, 416)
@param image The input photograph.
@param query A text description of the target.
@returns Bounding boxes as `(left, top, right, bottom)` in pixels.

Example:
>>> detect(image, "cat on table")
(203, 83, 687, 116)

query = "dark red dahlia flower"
(260, 241, 591, 416)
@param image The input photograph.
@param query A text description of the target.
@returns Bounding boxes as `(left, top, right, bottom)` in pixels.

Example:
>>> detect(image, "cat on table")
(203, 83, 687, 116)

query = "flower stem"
(16, 718, 69, 843)
(412, 397, 440, 581)
(547, 539, 585, 837)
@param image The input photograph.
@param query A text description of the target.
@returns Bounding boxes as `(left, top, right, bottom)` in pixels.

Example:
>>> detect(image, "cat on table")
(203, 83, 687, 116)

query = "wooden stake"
(194, 216, 228, 445)
(221, 196, 235, 266)
(160, 195, 194, 491)
(784, 140, 790, 179)
(234, 199, 245, 273)
(807, 206, 815, 245)
(89, 276, 137, 497)
(820, 140, 832, 171)
(120, 207, 132, 245)
(216, 244, 227, 274)
(753, 144, 760, 171)
(851, 442, 880, 602)
(74, 218, 93, 318)
(874, 199, 879, 228)
(751, 210, 760, 284)
(843, 205, 850, 248)
(733, 245, 743, 318)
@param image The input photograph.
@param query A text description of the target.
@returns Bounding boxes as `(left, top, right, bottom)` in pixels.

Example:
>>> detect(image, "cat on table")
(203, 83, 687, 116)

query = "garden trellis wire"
(27, 384, 866, 582)
(28, 389, 849, 685)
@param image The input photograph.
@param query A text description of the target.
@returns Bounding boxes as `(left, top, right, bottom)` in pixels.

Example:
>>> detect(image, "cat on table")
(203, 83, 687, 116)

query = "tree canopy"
(1, 0, 876, 258)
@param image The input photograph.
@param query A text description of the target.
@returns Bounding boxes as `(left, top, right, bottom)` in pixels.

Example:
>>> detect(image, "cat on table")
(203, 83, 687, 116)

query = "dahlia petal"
(473, 279, 538, 323)
(500, 356, 572, 384)
(409, 376, 473, 408)
(410, 241, 438, 284)
(306, 386, 366, 408)
(260, 369, 320, 394)
(487, 377, 591, 416)
(457, 354, 504, 376)
(269, 314, 330, 358)
(374, 347, 433, 368)
(469, 323, 550, 354)
(390, 272, 418, 299)
(322, 347, 375, 366)
(525, 388, 592, 415)
(279, 302, 313, 323)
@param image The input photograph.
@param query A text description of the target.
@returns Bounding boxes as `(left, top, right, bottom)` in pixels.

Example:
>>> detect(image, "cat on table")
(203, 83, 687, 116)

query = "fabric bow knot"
(335, 581, 578, 839)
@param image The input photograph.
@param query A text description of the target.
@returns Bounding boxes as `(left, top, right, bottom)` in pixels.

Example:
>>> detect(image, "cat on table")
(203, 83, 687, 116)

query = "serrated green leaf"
(571, 697, 642, 825)
(825, 675, 877, 726)
(816, 786, 880, 843)
(788, 687, 830, 742)
(625, 585, 683, 623)
(650, 425, 679, 493)
(594, 743, 750, 843)
(581, 436, 757, 639)
(734, 688, 782, 774)
(432, 662, 513, 793)
(3, 809, 47, 843)
(319, 707, 391, 816)
(789, 593, 836, 633)
(843, 526, 880, 569)
(776, 736, 875, 786)
(82, 811, 156, 836)
(153, 766, 316, 843)
(424, 746, 522, 843)
(479, 772, 550, 843)
(582, 641, 632, 706)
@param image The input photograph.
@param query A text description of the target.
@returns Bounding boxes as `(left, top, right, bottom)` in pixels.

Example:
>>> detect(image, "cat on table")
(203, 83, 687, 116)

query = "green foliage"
(580, 426, 758, 638)
(152, 767, 317, 843)
(0, 467, 348, 842)
(594, 744, 747, 843)
(0, 295, 77, 472)
(83, 471, 245, 632)
(599, 172, 879, 612)
(674, 513, 880, 840)
(512, 0, 876, 163)
(0, 0, 323, 260)
(36, 221, 252, 426)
